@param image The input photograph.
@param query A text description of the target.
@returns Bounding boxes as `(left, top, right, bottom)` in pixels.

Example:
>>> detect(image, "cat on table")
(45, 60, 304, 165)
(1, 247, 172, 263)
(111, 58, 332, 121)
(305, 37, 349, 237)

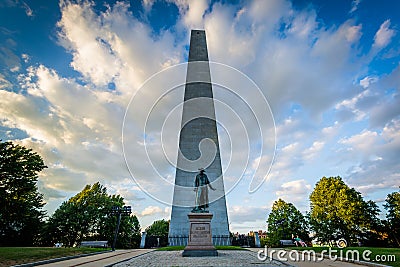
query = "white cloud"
(248, 0, 291, 25)
(276, 179, 312, 203)
(369, 94, 400, 128)
(258, 140, 305, 189)
(339, 119, 400, 195)
(360, 76, 379, 88)
(344, 24, 362, 43)
(303, 141, 325, 161)
(141, 205, 162, 216)
(37, 179, 66, 201)
(349, 0, 362, 14)
(0, 42, 21, 72)
(0, 0, 33, 17)
(228, 205, 268, 223)
(140, 205, 170, 218)
(335, 89, 373, 122)
(373, 19, 395, 48)
(183, 0, 208, 29)
(0, 74, 12, 90)
(339, 130, 378, 153)
(57, 1, 182, 91)
(57, 1, 123, 87)
(10, 66, 20, 72)
(336, 65, 399, 128)
(321, 122, 340, 139)
(271, 179, 312, 211)
(142, 0, 155, 12)
(21, 53, 30, 63)
(0, 2, 192, 215)
(22, 1, 33, 17)
(287, 9, 318, 38)
(164, 0, 209, 35)
(105, 178, 145, 205)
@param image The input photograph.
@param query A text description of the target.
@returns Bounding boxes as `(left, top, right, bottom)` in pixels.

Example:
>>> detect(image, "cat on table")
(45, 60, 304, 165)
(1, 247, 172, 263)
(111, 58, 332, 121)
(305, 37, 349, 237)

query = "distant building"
(258, 230, 267, 239)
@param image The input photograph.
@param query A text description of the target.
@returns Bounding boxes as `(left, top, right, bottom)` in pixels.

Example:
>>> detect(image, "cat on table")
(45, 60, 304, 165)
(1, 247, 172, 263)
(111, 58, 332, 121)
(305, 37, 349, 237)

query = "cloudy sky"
(1, 0, 399, 234)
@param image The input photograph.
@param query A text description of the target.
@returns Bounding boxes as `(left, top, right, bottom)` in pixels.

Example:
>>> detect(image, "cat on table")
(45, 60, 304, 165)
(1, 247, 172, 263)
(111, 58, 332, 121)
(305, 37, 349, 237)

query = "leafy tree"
(0, 140, 47, 246)
(145, 219, 169, 247)
(309, 176, 380, 245)
(266, 199, 309, 247)
(44, 182, 141, 248)
(145, 219, 169, 236)
(384, 188, 400, 247)
(115, 214, 141, 249)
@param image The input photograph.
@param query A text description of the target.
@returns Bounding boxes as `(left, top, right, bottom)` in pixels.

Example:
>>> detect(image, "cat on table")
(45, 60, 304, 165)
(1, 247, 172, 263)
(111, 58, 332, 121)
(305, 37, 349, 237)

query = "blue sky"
(1, 0, 399, 233)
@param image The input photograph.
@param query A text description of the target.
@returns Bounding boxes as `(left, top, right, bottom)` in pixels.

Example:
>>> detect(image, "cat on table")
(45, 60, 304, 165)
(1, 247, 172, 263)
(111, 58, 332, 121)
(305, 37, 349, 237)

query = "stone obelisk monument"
(168, 30, 230, 246)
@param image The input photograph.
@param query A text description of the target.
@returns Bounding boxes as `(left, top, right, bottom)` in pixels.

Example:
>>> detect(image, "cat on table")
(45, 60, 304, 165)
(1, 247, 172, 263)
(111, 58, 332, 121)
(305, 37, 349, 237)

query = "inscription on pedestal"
(182, 213, 218, 257)
(190, 223, 211, 243)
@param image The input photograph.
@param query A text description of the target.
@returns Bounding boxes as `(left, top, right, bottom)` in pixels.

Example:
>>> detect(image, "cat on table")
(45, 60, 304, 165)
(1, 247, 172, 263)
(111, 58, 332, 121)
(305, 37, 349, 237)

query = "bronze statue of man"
(192, 168, 216, 212)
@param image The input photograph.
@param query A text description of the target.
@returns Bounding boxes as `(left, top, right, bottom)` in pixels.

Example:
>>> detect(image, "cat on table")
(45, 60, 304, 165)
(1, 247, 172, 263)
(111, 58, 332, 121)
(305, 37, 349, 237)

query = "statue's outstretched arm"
(209, 183, 216, 191)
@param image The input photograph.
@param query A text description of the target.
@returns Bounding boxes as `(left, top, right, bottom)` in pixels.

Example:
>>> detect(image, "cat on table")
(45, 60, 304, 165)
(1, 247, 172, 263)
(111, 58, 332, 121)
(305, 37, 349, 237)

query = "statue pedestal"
(182, 213, 218, 257)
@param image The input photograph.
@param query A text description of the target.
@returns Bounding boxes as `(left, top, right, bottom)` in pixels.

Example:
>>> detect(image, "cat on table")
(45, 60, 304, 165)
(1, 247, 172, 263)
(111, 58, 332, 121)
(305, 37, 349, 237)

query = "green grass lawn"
(0, 247, 108, 267)
(290, 246, 400, 267)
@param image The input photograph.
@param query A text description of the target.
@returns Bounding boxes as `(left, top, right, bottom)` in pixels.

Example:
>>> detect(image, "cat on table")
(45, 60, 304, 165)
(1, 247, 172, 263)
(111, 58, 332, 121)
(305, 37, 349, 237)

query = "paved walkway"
(38, 249, 153, 267)
(113, 249, 382, 267)
(114, 250, 285, 267)
(31, 248, 388, 267)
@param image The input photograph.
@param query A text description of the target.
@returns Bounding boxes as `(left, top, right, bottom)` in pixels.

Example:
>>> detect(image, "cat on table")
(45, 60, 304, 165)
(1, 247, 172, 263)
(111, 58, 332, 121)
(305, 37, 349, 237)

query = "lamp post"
(110, 205, 131, 251)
